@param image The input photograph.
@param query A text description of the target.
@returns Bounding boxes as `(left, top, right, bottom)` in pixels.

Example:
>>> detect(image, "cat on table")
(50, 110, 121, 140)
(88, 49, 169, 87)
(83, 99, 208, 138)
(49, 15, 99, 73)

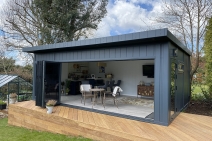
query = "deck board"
(82, 111, 90, 124)
(8, 101, 212, 141)
(86, 111, 96, 126)
(77, 110, 83, 123)
(58, 106, 65, 117)
(72, 108, 78, 121)
(63, 107, 69, 119)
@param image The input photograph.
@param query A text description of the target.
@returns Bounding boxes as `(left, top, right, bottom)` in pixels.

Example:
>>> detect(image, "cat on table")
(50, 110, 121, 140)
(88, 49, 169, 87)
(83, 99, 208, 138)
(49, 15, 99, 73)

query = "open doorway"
(59, 60, 155, 120)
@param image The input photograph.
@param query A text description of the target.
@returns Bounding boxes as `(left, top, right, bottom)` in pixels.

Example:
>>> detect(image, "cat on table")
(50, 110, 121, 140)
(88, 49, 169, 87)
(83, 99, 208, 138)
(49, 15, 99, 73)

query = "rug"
(116, 97, 154, 108)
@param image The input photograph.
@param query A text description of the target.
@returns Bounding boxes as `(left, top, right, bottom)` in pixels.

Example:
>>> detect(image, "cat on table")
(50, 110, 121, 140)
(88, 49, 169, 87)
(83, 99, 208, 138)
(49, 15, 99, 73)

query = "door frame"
(35, 61, 61, 107)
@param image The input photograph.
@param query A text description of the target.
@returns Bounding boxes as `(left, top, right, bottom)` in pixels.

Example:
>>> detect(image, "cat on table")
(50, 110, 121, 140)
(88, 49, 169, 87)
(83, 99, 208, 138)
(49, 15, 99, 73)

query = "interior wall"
(61, 63, 68, 87)
(61, 62, 89, 88)
(89, 60, 154, 96)
(88, 62, 106, 78)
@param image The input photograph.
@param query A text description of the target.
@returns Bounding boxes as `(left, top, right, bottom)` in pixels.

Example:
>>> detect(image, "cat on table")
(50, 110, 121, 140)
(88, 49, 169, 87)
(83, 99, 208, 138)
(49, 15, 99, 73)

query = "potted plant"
(9, 93, 17, 104)
(46, 100, 57, 114)
(65, 88, 69, 95)
(0, 100, 6, 110)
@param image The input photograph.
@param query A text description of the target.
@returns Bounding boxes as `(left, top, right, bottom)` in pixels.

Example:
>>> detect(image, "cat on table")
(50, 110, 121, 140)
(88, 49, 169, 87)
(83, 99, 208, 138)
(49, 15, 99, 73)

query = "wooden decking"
(8, 101, 212, 141)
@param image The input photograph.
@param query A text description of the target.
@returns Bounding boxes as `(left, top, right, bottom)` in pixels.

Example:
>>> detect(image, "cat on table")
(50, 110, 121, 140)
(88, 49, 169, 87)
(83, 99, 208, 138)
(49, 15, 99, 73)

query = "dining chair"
(114, 80, 121, 87)
(98, 81, 109, 91)
(80, 84, 93, 105)
(109, 80, 115, 92)
(113, 80, 121, 95)
(103, 86, 123, 108)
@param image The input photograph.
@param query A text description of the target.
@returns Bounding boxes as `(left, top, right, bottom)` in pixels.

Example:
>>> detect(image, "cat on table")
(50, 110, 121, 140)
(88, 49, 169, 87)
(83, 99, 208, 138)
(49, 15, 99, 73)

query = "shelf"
(137, 85, 154, 97)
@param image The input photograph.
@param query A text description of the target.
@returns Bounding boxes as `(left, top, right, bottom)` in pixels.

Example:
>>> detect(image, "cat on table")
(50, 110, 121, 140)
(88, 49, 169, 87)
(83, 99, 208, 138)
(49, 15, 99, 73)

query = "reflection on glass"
(170, 62, 176, 117)
(45, 62, 60, 102)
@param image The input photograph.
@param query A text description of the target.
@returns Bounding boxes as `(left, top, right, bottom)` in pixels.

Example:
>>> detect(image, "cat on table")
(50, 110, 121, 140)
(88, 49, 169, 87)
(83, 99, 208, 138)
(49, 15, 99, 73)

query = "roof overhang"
(23, 28, 191, 56)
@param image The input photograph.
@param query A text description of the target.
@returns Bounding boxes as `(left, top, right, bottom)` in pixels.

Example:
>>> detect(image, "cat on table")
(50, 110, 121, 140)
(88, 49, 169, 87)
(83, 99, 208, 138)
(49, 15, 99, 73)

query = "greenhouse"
(0, 75, 32, 104)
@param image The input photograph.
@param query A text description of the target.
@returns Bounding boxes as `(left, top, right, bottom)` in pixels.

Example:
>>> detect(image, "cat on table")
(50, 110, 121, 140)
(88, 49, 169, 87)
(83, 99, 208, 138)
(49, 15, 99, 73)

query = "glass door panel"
(44, 62, 61, 104)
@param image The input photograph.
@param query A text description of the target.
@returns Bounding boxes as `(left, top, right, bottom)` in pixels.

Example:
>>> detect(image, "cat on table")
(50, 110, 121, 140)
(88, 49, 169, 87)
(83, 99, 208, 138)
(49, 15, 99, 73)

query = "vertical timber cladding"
(174, 49, 183, 112)
(35, 44, 159, 62)
(154, 43, 170, 126)
(169, 42, 191, 113)
(184, 55, 191, 105)
(34, 42, 171, 126)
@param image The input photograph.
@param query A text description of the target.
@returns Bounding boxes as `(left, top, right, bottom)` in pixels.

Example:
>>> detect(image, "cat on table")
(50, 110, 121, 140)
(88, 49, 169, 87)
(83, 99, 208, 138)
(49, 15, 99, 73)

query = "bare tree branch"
(153, 0, 212, 80)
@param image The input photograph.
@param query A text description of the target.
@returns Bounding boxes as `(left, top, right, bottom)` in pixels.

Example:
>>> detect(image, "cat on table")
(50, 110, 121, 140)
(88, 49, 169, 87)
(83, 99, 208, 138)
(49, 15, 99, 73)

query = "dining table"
(89, 88, 105, 107)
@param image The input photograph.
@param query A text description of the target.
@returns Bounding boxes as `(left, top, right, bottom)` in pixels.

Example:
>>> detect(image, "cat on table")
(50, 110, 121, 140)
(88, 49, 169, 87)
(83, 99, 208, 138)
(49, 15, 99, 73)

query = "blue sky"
(0, 29, 4, 36)
(0, 0, 163, 65)
(94, 0, 162, 37)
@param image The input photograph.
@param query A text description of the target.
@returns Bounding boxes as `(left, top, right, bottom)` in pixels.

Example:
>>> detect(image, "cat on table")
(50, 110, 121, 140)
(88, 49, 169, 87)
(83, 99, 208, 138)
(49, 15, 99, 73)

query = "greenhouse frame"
(0, 74, 32, 103)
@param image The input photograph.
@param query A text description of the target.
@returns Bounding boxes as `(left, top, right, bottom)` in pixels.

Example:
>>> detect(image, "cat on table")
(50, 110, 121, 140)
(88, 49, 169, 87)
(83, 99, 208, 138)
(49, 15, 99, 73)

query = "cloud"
(0, 0, 6, 8)
(1, 0, 164, 65)
(93, 0, 163, 38)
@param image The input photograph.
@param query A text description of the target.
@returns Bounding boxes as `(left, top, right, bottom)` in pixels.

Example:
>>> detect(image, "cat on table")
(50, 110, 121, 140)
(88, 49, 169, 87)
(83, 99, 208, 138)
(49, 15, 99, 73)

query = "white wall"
(88, 60, 154, 96)
(61, 63, 68, 89)
(88, 62, 105, 78)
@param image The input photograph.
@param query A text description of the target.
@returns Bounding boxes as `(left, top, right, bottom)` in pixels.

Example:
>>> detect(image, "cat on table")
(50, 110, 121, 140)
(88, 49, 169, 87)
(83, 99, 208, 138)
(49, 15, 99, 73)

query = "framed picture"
(99, 66, 105, 73)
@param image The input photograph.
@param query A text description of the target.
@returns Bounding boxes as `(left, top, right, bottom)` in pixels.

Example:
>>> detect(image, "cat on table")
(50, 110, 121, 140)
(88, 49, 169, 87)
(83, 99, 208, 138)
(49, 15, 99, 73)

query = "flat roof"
(23, 28, 191, 55)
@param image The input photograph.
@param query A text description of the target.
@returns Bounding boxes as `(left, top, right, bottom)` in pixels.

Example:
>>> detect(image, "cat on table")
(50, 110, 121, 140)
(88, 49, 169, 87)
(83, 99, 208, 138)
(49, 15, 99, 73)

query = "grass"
(0, 118, 92, 141)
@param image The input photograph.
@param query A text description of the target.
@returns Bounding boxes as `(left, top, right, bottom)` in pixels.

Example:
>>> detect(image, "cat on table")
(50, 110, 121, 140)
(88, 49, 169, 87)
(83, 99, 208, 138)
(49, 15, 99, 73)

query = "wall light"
(173, 49, 178, 57)
(178, 63, 184, 73)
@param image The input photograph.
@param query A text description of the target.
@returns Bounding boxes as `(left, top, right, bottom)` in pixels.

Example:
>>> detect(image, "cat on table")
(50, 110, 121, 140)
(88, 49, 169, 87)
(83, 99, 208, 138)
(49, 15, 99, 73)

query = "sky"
(0, 0, 163, 65)
(93, 0, 163, 38)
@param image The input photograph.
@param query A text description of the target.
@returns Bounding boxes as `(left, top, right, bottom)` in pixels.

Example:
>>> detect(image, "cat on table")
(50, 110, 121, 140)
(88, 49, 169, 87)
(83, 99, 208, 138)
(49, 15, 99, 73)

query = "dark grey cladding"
(23, 28, 191, 56)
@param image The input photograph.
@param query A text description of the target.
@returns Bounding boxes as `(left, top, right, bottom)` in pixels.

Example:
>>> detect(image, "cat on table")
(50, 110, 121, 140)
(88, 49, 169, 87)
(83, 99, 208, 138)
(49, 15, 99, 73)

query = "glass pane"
(44, 62, 60, 102)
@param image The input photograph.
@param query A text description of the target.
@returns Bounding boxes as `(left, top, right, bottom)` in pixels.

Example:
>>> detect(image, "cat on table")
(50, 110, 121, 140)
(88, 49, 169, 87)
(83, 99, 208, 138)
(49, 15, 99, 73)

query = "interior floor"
(61, 95, 154, 119)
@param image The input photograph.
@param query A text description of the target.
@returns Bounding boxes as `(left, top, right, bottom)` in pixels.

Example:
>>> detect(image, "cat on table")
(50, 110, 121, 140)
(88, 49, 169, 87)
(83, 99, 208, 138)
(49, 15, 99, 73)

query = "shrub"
(0, 100, 6, 105)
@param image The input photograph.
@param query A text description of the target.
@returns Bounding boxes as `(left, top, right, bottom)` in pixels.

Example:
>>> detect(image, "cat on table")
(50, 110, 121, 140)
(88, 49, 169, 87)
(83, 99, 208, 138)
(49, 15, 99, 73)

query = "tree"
(0, 0, 108, 48)
(0, 0, 108, 65)
(204, 17, 212, 95)
(33, 0, 108, 44)
(0, 55, 16, 74)
(0, 0, 41, 63)
(154, 0, 212, 80)
(0, 46, 15, 74)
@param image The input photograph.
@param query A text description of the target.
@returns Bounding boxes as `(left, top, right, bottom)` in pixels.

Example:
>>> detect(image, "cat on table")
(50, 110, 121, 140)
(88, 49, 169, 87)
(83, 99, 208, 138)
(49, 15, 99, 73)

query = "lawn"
(0, 118, 92, 141)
